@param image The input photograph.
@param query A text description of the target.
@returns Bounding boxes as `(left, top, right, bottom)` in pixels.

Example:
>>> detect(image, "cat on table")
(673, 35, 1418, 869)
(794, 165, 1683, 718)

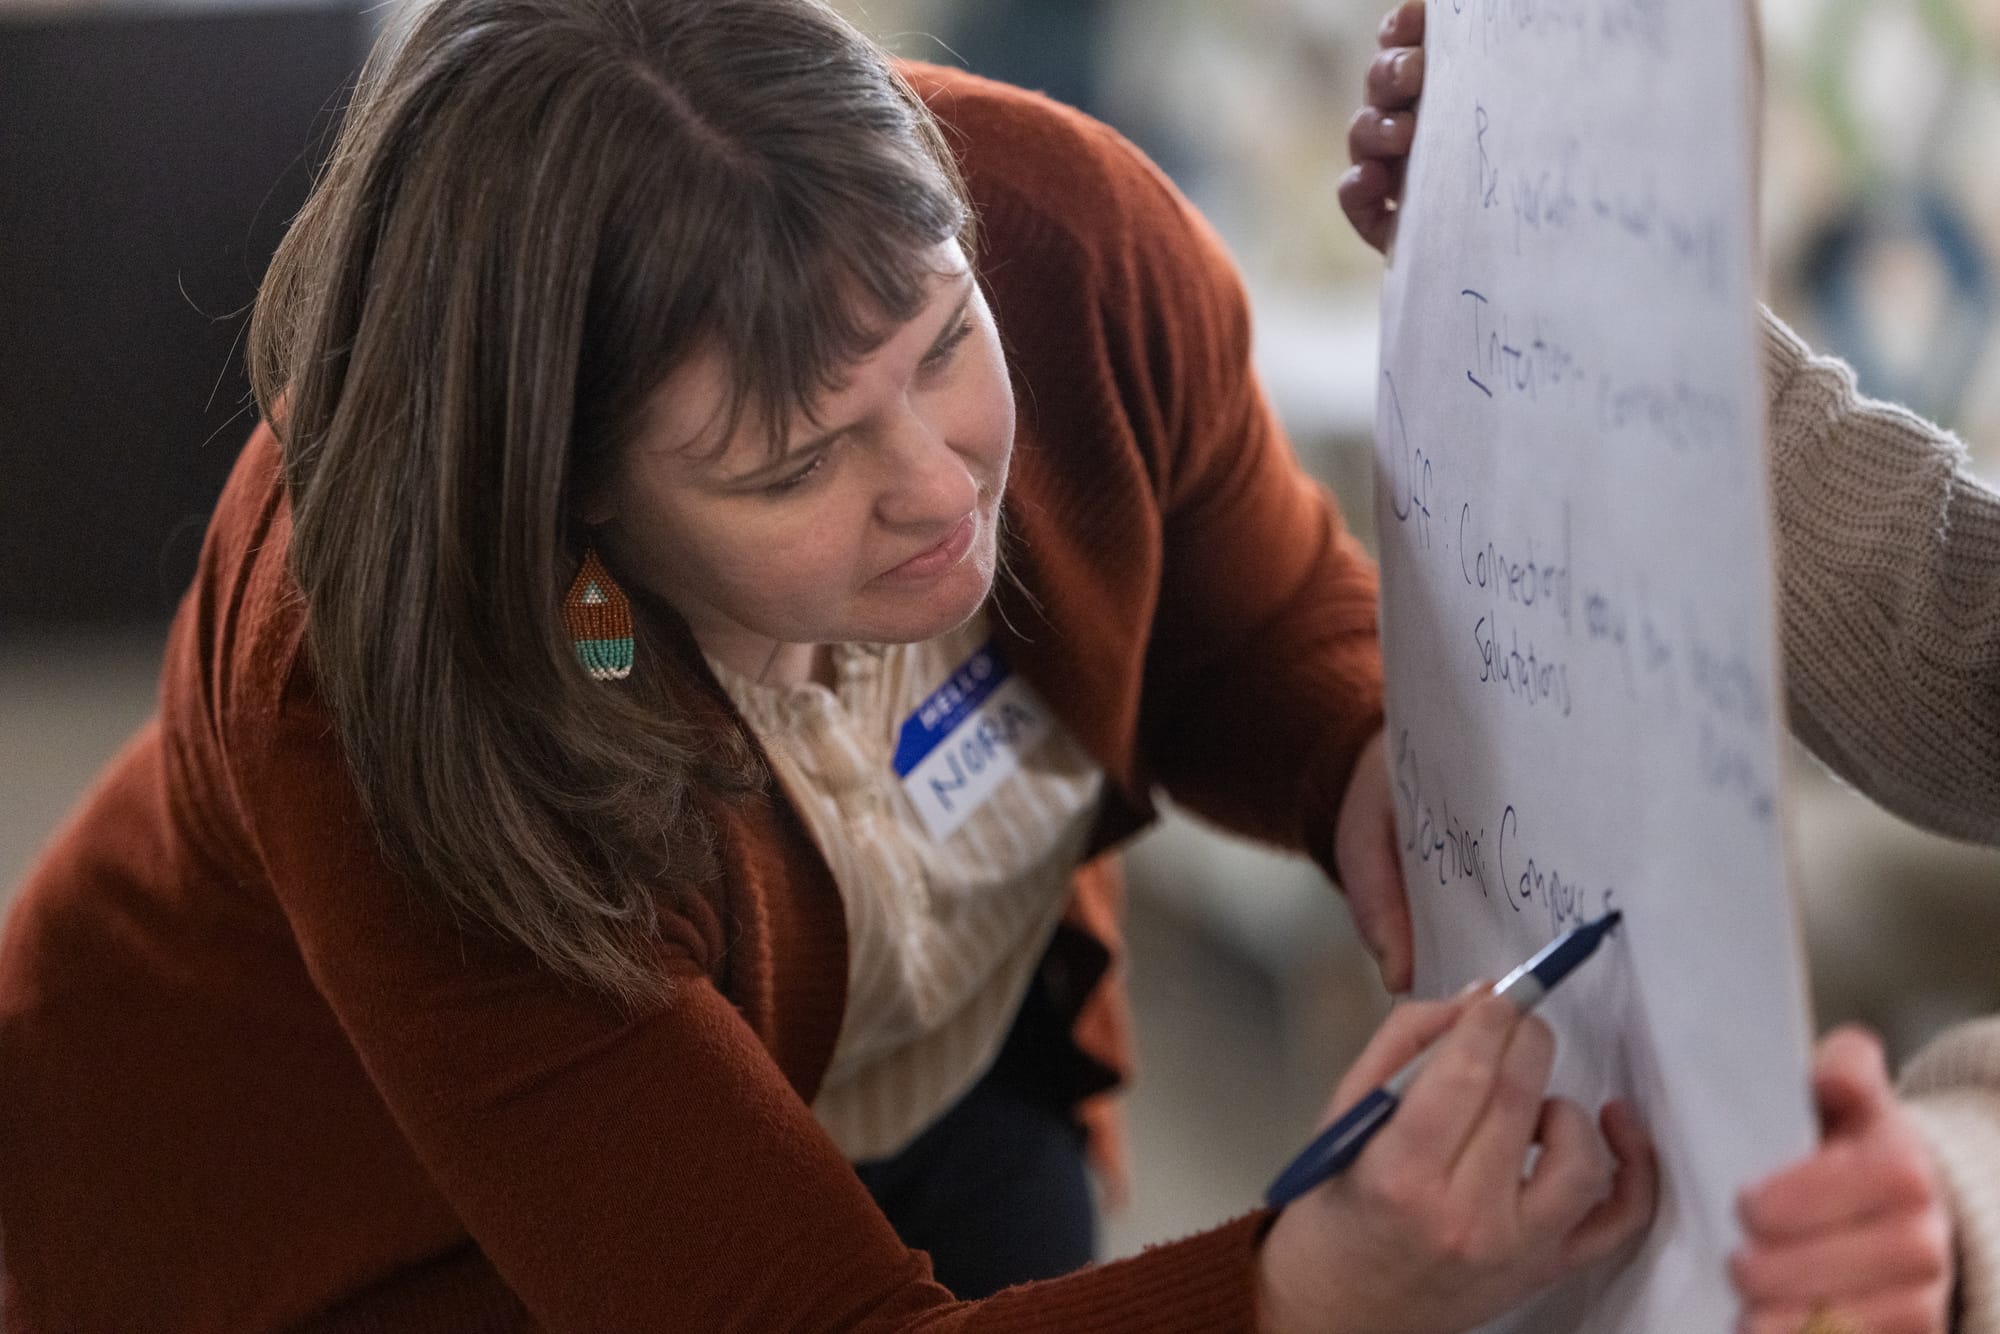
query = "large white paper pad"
(1372, 2, 1818, 1329)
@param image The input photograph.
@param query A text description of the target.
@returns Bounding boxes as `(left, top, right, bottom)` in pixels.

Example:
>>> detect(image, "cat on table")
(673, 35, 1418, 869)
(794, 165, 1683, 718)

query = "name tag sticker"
(893, 641, 1053, 841)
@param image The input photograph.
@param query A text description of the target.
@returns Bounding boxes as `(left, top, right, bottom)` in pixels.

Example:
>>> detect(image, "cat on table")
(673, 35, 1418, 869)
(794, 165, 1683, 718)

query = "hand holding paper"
(1731, 1029, 1953, 1334)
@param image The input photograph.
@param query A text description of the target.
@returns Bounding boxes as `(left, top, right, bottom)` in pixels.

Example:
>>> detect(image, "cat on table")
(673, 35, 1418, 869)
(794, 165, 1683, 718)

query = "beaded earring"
(562, 548, 634, 681)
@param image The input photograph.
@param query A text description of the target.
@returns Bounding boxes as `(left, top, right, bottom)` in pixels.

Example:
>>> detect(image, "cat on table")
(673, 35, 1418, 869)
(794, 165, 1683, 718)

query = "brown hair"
(249, 0, 970, 1005)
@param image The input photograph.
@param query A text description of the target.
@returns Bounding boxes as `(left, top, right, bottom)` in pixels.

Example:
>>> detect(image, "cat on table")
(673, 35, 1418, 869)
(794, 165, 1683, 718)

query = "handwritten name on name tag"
(892, 642, 1054, 841)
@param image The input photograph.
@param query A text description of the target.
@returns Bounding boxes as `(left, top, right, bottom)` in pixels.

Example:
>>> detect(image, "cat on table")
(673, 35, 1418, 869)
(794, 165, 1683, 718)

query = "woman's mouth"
(881, 513, 977, 581)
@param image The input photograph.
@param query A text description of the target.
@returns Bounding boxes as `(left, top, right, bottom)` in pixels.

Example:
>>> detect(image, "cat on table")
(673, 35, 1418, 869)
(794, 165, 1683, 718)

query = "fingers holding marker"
(1453, 1013, 1557, 1198)
(1327, 993, 1478, 1111)
(1558, 1099, 1660, 1268)
(1379, 995, 1524, 1174)
(1515, 1095, 1612, 1235)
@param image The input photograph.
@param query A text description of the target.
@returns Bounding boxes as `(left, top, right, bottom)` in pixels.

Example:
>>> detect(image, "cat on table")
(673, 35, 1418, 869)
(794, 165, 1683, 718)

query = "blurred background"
(3, 0, 1998, 1267)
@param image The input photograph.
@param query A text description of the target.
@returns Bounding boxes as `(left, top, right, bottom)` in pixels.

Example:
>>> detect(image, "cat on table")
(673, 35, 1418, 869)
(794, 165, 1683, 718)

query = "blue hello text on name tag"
(893, 641, 1053, 840)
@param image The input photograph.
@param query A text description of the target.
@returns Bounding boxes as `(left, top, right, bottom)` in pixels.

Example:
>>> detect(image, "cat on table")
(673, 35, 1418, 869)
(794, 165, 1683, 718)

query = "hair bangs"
(681, 147, 967, 466)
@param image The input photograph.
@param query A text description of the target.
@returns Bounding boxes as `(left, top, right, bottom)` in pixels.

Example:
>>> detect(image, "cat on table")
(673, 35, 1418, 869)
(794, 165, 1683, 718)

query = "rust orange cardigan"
(0, 65, 1383, 1332)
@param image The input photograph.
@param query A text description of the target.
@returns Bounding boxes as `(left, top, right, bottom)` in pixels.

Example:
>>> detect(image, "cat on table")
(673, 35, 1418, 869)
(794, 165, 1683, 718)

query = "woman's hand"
(1335, 729, 1414, 993)
(1731, 1027, 1954, 1334)
(1258, 993, 1659, 1334)
(1341, 0, 1426, 255)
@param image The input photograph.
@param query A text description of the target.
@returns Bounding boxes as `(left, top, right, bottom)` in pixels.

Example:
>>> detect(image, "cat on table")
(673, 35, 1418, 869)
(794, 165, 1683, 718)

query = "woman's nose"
(873, 410, 977, 528)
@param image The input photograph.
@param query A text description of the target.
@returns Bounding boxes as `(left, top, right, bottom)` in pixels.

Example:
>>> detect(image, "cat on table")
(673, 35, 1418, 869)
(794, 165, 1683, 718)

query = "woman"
(0, 0, 1655, 1329)
(1341, 5, 2000, 1331)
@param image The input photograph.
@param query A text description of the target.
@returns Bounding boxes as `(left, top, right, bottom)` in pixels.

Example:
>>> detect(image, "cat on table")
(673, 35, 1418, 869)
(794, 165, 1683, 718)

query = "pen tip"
(1599, 909, 1623, 936)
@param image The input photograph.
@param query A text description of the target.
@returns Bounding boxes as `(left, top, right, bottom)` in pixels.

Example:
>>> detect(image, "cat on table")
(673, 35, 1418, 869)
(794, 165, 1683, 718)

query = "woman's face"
(595, 241, 1015, 682)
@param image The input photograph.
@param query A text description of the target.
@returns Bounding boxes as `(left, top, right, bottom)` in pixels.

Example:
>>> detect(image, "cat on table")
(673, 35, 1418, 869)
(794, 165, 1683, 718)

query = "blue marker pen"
(1264, 911, 1625, 1212)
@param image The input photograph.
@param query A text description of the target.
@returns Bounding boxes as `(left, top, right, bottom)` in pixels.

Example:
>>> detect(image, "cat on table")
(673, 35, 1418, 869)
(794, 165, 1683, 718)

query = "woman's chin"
(862, 559, 996, 645)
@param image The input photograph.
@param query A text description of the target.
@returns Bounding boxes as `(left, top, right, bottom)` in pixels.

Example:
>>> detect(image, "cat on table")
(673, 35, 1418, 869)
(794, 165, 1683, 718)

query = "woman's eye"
(919, 317, 976, 371)
(763, 451, 828, 495)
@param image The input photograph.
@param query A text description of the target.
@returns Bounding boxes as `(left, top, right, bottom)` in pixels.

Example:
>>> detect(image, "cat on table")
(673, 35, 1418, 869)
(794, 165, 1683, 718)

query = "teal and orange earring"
(563, 549, 634, 681)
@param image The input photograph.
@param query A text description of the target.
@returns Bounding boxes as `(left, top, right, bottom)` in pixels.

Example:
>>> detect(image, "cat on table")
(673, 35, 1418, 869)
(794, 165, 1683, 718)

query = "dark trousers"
(853, 1071, 1098, 1299)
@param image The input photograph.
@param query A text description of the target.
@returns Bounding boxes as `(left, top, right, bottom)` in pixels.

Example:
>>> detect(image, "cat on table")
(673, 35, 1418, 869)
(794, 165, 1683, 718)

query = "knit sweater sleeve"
(948, 75, 1384, 866)
(1122, 177, 1386, 863)
(1762, 306, 2000, 842)
(229, 651, 1270, 1333)
(1131, 200, 1388, 870)
(1899, 1018, 2000, 1334)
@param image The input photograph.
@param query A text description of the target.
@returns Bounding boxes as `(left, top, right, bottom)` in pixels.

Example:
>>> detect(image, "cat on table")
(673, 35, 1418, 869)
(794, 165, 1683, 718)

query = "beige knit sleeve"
(1901, 1018, 2000, 1334)
(1762, 306, 2000, 843)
